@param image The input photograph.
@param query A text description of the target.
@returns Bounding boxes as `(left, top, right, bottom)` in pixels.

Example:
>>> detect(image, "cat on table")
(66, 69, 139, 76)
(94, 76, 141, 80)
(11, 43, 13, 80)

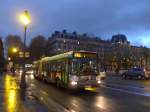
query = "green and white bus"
(33, 51, 102, 89)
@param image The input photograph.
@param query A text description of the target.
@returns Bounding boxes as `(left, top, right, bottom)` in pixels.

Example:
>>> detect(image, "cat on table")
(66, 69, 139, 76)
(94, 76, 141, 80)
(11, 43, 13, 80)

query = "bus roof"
(41, 51, 73, 62)
(40, 51, 97, 63)
(33, 60, 40, 64)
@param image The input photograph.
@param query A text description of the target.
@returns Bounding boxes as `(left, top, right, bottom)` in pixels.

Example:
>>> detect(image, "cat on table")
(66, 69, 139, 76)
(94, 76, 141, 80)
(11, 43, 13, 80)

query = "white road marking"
(102, 82, 150, 90)
(101, 85, 150, 97)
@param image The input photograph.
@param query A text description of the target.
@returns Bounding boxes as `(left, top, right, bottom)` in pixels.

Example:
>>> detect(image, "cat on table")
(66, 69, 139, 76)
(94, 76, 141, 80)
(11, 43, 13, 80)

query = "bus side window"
(42, 63, 44, 71)
(57, 63, 61, 72)
(67, 60, 71, 74)
(53, 63, 56, 72)
(66, 61, 68, 73)
(46, 63, 49, 72)
(61, 62, 63, 71)
(48, 63, 51, 72)
(51, 62, 54, 72)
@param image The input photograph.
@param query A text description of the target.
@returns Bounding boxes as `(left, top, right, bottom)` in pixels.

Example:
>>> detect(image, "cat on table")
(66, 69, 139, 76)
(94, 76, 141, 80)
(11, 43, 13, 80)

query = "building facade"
(110, 35, 150, 69)
(47, 30, 111, 58)
(46, 30, 150, 69)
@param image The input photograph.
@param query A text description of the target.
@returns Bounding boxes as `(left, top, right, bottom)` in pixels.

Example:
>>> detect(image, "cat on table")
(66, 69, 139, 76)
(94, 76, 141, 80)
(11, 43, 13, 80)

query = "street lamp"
(20, 10, 30, 52)
(8, 57, 11, 61)
(19, 10, 31, 92)
(9, 47, 19, 74)
(12, 48, 18, 53)
(20, 10, 31, 26)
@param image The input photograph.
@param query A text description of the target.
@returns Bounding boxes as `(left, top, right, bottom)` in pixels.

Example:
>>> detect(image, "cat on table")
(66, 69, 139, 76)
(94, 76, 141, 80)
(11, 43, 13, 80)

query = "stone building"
(46, 30, 111, 60)
(46, 30, 150, 69)
(111, 34, 129, 45)
(110, 37, 150, 69)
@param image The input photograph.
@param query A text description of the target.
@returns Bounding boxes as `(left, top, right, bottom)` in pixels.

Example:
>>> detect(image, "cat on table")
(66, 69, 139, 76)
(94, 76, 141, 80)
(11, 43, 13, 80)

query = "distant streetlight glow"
(20, 10, 30, 26)
(8, 57, 11, 61)
(12, 48, 18, 53)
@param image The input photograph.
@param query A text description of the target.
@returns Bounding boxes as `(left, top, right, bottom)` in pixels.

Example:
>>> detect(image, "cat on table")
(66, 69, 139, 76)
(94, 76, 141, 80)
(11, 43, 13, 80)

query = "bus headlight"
(70, 75, 78, 86)
(71, 81, 77, 85)
(97, 80, 101, 84)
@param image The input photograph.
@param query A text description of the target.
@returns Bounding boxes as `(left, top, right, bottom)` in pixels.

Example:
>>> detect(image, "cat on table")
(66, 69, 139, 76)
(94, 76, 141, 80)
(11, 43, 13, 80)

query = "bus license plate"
(84, 85, 96, 91)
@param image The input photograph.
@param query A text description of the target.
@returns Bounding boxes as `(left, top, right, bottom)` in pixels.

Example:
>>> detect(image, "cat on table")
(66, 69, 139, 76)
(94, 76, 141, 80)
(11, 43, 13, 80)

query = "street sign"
(19, 52, 30, 58)
(25, 52, 30, 58)
(19, 52, 24, 58)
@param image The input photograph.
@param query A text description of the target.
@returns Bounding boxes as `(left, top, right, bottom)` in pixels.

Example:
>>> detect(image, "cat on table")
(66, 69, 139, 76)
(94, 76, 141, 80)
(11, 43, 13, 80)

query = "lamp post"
(12, 47, 18, 74)
(19, 10, 31, 90)
(12, 47, 18, 53)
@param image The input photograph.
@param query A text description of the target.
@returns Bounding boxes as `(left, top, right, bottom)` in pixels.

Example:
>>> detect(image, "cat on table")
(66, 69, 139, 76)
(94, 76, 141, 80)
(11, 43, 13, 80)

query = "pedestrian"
(115, 68, 119, 75)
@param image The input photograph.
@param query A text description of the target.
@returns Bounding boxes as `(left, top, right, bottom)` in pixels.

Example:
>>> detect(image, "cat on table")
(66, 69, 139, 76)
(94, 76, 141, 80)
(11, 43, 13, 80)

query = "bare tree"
(0, 37, 5, 73)
(5, 35, 23, 49)
(5, 35, 23, 57)
(28, 35, 47, 61)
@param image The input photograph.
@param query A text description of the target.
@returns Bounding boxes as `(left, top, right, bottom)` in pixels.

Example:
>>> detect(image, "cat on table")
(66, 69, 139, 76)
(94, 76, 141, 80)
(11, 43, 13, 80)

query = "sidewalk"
(0, 74, 48, 112)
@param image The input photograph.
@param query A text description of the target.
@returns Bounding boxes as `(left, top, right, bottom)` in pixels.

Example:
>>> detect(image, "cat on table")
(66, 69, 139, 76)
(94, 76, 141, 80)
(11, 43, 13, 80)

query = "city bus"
(33, 51, 102, 89)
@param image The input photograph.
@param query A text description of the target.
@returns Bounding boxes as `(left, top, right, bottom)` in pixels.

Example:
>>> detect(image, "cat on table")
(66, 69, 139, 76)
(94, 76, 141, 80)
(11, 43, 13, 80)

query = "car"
(99, 68, 106, 80)
(26, 69, 34, 75)
(122, 68, 150, 80)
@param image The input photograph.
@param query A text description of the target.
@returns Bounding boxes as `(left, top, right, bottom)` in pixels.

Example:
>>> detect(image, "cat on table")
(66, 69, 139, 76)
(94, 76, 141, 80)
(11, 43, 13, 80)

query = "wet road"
(0, 74, 49, 112)
(25, 75, 150, 112)
(103, 76, 150, 96)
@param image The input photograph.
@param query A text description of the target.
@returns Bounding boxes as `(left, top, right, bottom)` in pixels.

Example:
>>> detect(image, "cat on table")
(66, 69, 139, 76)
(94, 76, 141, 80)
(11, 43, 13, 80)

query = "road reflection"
(95, 96, 108, 110)
(26, 74, 34, 80)
(5, 75, 18, 112)
(69, 98, 80, 111)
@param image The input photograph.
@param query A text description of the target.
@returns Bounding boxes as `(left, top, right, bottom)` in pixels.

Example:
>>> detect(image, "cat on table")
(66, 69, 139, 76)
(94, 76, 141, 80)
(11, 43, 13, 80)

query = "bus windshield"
(72, 58, 98, 75)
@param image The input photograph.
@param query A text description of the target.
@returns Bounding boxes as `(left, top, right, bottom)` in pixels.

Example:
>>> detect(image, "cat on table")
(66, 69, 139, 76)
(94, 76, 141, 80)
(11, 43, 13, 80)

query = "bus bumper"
(68, 80, 101, 90)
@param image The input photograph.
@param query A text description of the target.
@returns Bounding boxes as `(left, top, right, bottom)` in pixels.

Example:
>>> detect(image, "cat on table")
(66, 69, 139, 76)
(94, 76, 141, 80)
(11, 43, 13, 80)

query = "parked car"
(26, 69, 34, 74)
(122, 68, 150, 80)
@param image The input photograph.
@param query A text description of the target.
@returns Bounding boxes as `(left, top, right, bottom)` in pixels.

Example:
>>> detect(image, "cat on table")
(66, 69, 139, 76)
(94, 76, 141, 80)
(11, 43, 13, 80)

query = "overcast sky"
(0, 0, 150, 47)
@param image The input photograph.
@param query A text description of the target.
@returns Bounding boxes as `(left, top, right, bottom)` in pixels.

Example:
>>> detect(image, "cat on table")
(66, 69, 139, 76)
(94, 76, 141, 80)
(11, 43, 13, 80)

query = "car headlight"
(19, 70, 23, 73)
(96, 75, 102, 84)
